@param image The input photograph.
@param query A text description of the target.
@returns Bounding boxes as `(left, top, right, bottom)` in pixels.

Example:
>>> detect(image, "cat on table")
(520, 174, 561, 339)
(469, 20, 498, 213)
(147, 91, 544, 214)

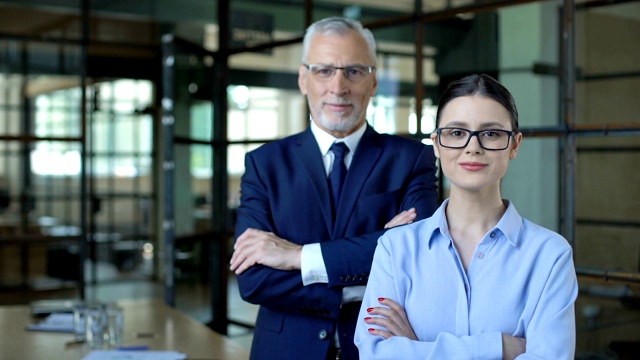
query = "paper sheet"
(25, 312, 75, 333)
(81, 350, 187, 360)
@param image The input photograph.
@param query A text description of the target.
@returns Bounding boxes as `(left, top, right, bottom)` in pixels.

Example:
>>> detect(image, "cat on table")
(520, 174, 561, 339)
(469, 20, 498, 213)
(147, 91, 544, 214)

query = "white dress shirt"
(300, 120, 367, 305)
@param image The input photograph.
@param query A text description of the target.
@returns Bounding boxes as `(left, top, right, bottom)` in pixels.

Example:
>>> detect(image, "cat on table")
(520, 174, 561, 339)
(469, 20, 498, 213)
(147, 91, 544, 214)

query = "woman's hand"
(363, 297, 418, 340)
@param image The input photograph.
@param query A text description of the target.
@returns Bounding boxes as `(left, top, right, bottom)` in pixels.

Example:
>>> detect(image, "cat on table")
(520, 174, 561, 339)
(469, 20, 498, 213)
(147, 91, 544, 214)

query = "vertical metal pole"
(305, 0, 313, 27)
(79, 0, 89, 299)
(414, 0, 424, 140)
(19, 42, 30, 288)
(161, 34, 176, 306)
(209, 0, 230, 335)
(560, 0, 576, 248)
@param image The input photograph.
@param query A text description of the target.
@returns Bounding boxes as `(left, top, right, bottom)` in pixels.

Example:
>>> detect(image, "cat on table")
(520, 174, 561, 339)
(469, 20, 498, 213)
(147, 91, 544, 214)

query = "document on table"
(25, 312, 75, 333)
(81, 350, 187, 360)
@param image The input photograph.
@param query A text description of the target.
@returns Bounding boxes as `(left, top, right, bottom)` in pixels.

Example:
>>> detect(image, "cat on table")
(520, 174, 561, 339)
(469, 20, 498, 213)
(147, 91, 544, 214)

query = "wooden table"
(0, 299, 250, 360)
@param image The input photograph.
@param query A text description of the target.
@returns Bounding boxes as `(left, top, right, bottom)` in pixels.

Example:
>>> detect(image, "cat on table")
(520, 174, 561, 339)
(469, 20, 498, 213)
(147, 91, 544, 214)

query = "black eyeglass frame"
(302, 63, 376, 81)
(435, 127, 517, 151)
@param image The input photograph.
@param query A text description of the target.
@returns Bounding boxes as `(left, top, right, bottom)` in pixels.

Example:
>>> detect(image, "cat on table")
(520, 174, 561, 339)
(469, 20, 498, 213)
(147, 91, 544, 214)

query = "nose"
(465, 133, 483, 153)
(327, 70, 349, 95)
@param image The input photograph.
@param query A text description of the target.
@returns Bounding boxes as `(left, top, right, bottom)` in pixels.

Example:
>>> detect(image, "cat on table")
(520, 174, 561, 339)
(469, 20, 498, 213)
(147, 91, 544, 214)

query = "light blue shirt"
(355, 199, 578, 359)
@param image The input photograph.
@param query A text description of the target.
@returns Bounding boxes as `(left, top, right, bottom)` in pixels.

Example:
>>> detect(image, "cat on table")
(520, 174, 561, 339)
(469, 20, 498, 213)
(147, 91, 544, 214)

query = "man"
(229, 17, 439, 360)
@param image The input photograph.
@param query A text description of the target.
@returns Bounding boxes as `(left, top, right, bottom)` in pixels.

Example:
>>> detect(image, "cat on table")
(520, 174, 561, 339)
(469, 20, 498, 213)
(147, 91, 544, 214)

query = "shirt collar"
(429, 199, 524, 248)
(494, 200, 523, 247)
(310, 119, 366, 155)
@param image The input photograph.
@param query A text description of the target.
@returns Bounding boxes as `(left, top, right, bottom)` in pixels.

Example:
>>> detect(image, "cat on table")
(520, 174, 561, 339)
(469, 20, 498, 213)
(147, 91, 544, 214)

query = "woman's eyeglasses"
(436, 127, 516, 150)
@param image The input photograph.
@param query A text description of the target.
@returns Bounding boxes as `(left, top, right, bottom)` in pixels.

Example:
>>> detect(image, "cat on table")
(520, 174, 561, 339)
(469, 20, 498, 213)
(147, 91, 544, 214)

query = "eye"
(482, 130, 503, 138)
(448, 129, 466, 137)
(345, 66, 365, 77)
(314, 67, 333, 77)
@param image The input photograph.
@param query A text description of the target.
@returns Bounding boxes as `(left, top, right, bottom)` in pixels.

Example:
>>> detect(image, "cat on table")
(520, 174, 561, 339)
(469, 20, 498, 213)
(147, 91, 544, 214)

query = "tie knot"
(331, 142, 349, 159)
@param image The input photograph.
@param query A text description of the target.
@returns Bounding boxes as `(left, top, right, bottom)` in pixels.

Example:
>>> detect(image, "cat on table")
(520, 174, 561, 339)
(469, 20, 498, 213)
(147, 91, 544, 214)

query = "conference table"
(0, 298, 250, 360)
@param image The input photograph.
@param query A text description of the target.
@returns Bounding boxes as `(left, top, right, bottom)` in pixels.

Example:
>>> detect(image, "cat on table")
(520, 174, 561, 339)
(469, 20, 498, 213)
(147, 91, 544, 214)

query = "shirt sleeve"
(514, 247, 578, 359)
(354, 236, 504, 360)
(301, 243, 328, 285)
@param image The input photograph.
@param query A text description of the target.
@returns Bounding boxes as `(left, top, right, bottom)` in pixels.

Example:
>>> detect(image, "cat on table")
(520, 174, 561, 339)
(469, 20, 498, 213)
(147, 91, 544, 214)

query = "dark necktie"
(329, 142, 349, 210)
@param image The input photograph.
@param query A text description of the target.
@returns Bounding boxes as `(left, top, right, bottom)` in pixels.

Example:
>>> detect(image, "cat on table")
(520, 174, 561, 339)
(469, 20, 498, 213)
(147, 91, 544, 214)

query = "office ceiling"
(1, 0, 637, 85)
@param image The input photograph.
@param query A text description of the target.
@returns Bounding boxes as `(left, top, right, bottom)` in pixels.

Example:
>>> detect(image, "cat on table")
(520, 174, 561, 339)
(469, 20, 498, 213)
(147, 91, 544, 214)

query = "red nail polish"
(364, 317, 371, 321)
(367, 307, 373, 313)
(378, 297, 385, 302)
(368, 328, 374, 332)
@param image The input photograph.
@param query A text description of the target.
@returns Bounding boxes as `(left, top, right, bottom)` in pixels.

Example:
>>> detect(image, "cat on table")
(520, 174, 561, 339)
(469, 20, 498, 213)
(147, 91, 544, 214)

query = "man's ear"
(298, 65, 307, 96)
(369, 75, 378, 98)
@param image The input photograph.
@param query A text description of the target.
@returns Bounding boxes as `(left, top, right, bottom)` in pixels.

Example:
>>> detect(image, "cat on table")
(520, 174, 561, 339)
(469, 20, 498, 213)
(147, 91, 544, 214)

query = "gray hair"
(301, 17, 377, 65)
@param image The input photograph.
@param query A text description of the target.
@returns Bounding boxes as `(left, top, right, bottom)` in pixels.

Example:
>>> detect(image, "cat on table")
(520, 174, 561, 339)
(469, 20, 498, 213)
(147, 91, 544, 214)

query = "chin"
(321, 116, 359, 133)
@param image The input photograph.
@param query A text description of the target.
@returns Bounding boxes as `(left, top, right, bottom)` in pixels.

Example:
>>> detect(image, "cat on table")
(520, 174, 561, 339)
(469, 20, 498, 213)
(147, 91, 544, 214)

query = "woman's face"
(430, 95, 522, 194)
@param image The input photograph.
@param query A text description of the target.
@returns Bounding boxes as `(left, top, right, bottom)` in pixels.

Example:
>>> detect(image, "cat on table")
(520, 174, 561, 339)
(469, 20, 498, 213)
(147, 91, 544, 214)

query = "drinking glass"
(85, 303, 107, 349)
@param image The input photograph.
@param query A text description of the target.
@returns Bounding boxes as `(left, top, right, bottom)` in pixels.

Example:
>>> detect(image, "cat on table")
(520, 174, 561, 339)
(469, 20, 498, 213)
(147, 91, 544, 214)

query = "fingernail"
(368, 328, 374, 332)
(367, 308, 373, 313)
(364, 317, 371, 322)
(378, 297, 385, 302)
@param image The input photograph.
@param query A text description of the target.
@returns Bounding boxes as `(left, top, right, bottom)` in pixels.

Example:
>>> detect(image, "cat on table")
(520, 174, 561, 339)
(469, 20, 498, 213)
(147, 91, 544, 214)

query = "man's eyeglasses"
(303, 64, 375, 82)
(436, 127, 516, 151)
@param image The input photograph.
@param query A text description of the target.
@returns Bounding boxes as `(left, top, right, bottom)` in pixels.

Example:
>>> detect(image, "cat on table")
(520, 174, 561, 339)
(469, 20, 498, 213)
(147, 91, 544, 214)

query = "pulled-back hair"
(436, 74, 519, 132)
(301, 17, 377, 66)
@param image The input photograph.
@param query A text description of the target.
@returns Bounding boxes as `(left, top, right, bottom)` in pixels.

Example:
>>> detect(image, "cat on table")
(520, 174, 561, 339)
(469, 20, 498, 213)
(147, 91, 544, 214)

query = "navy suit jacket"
(235, 124, 439, 360)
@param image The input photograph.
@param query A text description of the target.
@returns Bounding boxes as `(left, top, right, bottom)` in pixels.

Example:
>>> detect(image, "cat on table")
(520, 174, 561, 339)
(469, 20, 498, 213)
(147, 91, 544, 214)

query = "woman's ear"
(509, 132, 523, 160)
(430, 132, 440, 158)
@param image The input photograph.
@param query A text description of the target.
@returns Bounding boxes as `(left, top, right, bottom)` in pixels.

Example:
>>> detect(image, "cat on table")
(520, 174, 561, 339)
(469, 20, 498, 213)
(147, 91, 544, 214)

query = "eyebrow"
(442, 121, 508, 129)
(309, 63, 368, 67)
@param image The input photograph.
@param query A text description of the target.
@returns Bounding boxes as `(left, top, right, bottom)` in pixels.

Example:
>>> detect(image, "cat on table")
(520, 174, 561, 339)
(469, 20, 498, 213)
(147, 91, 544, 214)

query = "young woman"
(354, 74, 578, 359)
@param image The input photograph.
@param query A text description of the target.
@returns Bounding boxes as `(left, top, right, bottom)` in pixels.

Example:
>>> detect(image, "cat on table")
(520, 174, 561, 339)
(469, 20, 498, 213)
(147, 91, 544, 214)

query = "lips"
(459, 162, 487, 171)
(325, 102, 352, 112)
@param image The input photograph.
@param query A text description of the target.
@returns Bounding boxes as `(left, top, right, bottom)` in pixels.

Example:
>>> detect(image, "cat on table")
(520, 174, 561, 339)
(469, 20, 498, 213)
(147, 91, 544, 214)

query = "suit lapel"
(293, 128, 334, 235)
(332, 126, 382, 238)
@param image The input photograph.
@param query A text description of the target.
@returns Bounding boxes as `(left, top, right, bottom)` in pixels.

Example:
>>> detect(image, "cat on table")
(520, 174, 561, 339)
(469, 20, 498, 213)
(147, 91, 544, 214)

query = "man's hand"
(229, 228, 302, 275)
(363, 298, 418, 340)
(384, 208, 417, 229)
(502, 333, 526, 360)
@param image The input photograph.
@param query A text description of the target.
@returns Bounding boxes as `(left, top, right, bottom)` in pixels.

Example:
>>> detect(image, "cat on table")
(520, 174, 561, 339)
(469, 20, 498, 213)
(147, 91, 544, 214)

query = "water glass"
(72, 303, 87, 341)
(85, 303, 107, 349)
(106, 304, 124, 347)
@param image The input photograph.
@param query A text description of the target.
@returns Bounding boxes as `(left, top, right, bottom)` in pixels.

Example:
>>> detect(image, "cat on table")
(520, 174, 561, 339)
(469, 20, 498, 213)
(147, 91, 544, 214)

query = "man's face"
(298, 31, 378, 138)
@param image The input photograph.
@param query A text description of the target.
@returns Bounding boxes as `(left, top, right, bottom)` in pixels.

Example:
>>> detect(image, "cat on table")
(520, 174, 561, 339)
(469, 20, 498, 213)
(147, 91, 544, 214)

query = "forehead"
(440, 95, 512, 129)
(306, 31, 373, 65)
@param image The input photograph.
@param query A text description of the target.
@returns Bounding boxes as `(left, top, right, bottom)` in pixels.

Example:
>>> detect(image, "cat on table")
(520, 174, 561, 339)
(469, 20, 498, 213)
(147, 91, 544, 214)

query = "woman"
(354, 74, 578, 359)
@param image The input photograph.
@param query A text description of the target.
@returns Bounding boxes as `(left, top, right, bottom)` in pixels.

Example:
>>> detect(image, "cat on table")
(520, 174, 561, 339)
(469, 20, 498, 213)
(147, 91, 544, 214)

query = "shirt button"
(318, 329, 328, 340)
(490, 232, 496, 238)
(477, 252, 485, 259)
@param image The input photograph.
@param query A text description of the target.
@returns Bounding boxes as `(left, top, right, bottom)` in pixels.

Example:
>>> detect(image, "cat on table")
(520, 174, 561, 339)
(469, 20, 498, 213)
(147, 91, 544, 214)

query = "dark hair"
(435, 74, 519, 132)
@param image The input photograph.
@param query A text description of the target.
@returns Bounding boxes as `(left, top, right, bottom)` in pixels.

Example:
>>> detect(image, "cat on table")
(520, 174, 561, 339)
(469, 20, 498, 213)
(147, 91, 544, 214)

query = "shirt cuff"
(301, 243, 328, 286)
(471, 331, 503, 359)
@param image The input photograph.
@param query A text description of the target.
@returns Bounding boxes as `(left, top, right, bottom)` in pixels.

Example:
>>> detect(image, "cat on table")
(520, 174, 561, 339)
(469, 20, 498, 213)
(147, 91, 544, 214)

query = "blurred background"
(0, 0, 638, 357)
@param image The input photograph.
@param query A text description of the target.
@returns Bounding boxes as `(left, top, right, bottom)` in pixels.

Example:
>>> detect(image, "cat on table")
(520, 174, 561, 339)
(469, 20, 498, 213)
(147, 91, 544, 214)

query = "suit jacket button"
(318, 329, 328, 340)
